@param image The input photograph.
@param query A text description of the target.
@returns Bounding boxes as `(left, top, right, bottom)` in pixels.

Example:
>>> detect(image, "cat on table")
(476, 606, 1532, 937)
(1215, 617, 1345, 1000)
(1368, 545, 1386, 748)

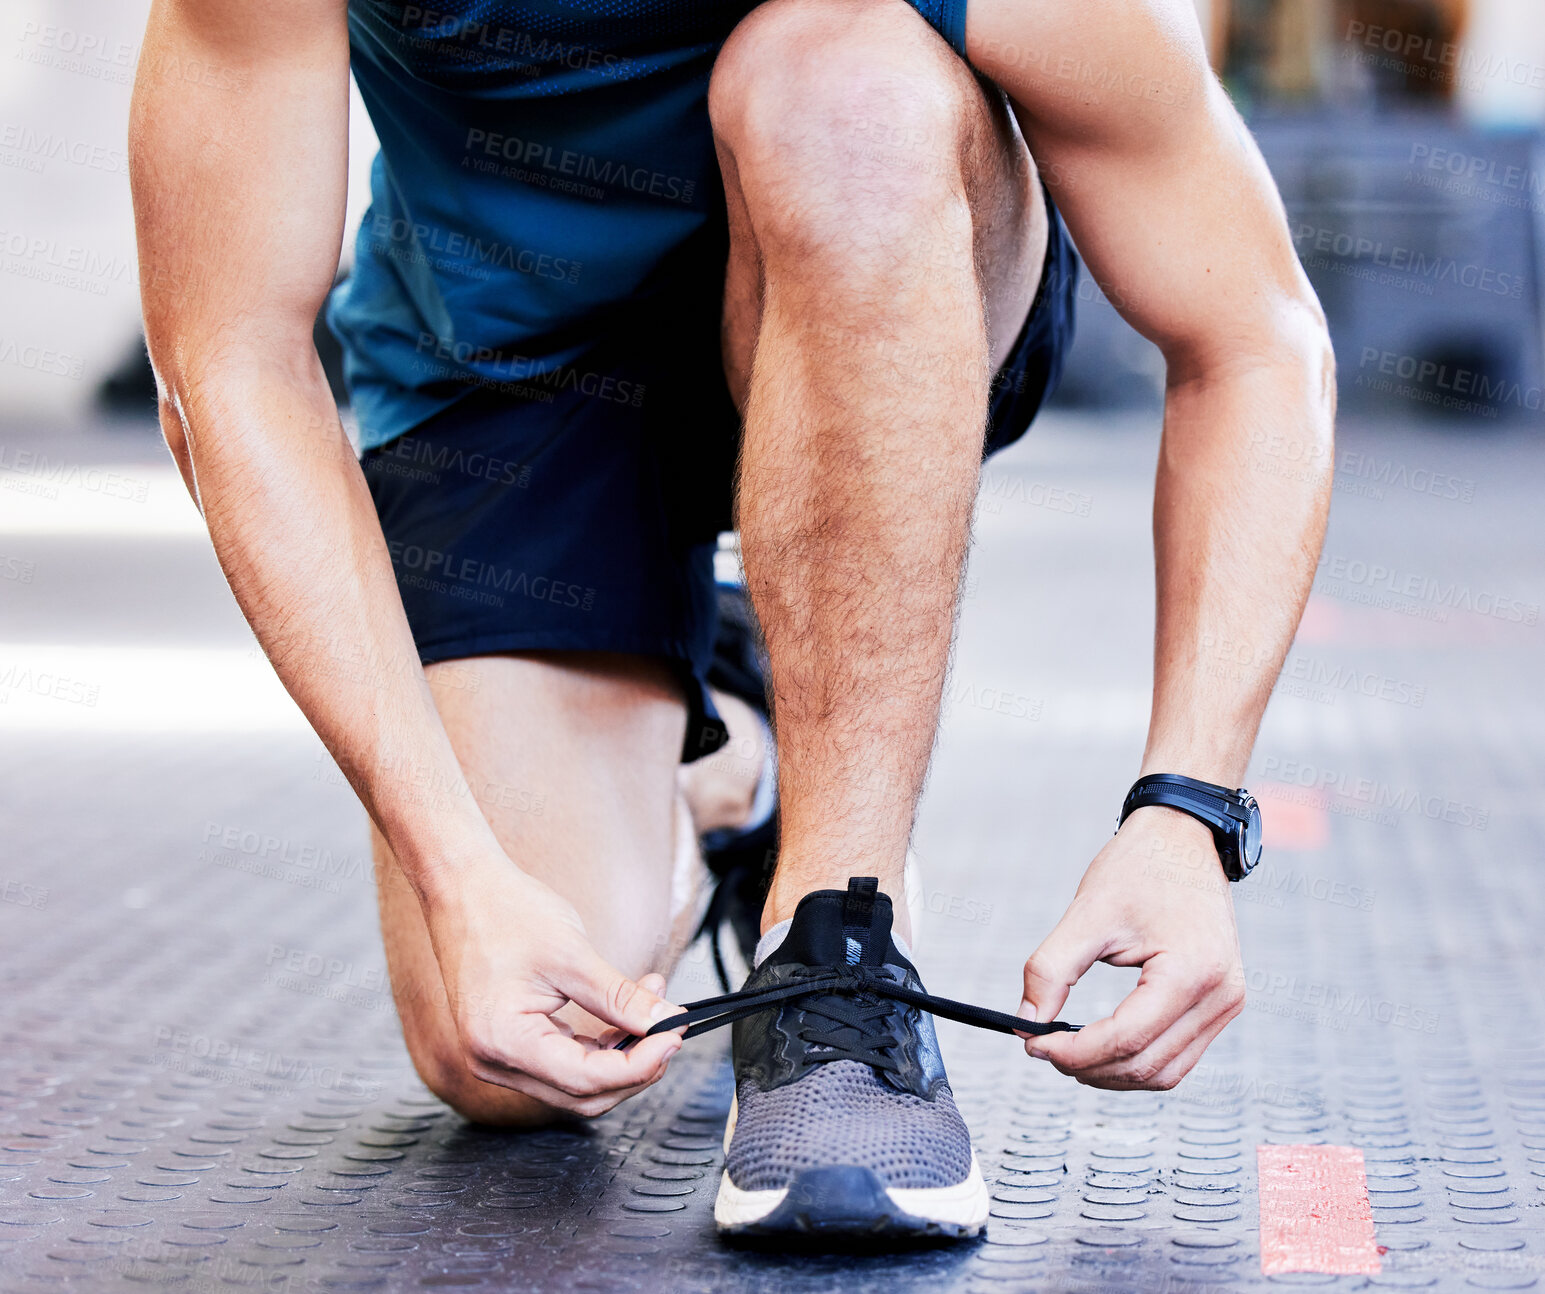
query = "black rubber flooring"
(1, 413, 1541, 1290)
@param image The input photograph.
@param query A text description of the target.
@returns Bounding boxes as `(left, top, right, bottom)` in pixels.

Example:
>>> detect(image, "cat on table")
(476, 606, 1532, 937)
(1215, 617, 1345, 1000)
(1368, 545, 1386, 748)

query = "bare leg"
(373, 652, 703, 1125)
(709, 0, 1047, 937)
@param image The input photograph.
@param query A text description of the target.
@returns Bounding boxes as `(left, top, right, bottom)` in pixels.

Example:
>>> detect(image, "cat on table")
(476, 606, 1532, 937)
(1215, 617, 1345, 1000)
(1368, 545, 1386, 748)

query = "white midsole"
(713, 1112, 989, 1232)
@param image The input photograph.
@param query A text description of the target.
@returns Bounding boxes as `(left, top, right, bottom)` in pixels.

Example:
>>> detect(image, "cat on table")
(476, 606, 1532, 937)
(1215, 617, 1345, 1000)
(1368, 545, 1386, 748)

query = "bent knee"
(710, 0, 970, 139)
(710, 0, 979, 246)
(413, 1048, 567, 1129)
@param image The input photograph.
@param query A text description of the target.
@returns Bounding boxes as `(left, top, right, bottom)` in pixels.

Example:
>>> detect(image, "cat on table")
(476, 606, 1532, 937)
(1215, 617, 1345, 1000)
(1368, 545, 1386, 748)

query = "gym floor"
(1, 408, 1541, 1291)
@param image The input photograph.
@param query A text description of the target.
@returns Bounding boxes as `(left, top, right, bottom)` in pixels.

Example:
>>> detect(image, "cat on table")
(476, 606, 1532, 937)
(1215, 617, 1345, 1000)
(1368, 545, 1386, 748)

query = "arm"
(130, 0, 681, 1111)
(966, 0, 1335, 1088)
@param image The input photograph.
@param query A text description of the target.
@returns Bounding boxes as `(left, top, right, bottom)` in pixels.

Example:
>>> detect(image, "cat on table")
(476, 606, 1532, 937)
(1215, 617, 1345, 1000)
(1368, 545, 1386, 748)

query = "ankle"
(761, 867, 912, 946)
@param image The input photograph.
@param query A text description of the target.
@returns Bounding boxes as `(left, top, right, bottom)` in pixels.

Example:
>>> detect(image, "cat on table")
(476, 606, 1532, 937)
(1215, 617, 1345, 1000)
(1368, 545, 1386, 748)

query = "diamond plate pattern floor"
(1, 413, 1541, 1291)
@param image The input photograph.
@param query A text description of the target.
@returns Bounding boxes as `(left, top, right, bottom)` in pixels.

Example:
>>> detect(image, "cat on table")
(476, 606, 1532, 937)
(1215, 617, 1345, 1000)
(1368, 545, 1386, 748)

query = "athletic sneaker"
(635, 877, 1079, 1239)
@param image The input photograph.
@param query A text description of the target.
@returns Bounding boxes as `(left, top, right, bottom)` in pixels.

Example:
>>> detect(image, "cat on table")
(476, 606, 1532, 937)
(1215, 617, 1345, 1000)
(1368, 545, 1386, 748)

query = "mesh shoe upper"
(727, 1061, 974, 1191)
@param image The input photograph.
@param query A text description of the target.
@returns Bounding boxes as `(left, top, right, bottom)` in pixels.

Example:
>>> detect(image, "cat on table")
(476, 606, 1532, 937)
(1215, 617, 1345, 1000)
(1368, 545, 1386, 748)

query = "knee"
(709, 0, 978, 263)
(413, 1044, 567, 1130)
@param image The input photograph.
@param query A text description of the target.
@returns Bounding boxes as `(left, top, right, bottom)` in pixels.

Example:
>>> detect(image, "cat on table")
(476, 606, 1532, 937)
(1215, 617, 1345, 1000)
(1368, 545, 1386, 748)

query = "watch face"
(1240, 794, 1263, 873)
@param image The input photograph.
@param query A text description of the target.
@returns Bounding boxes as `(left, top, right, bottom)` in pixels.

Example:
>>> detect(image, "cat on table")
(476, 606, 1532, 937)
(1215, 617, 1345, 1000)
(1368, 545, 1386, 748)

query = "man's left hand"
(1017, 806, 1246, 1090)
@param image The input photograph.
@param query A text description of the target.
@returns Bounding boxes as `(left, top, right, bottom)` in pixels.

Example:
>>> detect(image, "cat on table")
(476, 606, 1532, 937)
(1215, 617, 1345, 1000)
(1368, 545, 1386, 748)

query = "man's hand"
(421, 856, 686, 1118)
(1018, 806, 1245, 1090)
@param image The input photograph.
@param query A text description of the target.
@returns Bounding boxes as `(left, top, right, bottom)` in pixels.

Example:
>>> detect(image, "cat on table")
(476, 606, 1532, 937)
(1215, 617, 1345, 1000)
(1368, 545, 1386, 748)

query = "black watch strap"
(1118, 774, 1258, 881)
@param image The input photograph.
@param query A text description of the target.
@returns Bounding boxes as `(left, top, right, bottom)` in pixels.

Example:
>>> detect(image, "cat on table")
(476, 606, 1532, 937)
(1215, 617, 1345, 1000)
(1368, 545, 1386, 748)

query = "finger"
(484, 1057, 671, 1117)
(557, 949, 683, 1039)
(588, 975, 664, 1052)
(1055, 961, 1243, 1089)
(1029, 952, 1205, 1071)
(1018, 903, 1108, 1027)
(1073, 1001, 1236, 1092)
(498, 1014, 683, 1100)
(1143, 1011, 1238, 1092)
(1068, 983, 1229, 1083)
(463, 1002, 682, 1100)
(1059, 994, 1226, 1089)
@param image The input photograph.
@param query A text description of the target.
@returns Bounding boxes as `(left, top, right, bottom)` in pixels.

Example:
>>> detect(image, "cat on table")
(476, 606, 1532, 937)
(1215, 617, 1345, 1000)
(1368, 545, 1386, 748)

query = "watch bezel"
(1234, 791, 1263, 877)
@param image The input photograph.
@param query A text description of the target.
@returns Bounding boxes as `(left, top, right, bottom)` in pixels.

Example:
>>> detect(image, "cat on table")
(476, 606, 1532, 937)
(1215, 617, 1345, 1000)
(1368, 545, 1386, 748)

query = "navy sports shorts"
(361, 199, 1077, 762)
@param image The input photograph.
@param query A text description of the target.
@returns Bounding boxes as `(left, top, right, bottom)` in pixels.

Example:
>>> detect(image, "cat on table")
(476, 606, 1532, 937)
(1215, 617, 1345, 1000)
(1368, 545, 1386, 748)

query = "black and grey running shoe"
(634, 877, 1079, 1239)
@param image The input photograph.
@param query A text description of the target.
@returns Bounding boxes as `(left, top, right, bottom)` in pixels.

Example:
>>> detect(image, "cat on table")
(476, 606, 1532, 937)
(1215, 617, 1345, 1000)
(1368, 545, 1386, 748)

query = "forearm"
(172, 356, 501, 891)
(129, 0, 501, 901)
(1141, 326, 1336, 784)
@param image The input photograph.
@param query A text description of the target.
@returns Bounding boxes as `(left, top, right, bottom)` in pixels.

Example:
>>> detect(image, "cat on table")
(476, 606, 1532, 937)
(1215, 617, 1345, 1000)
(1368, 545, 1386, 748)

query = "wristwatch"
(1118, 773, 1263, 881)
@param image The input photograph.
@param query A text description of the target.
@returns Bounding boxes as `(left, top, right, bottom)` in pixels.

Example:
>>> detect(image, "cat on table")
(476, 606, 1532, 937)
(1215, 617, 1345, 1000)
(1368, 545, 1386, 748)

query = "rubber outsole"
(716, 1165, 986, 1242)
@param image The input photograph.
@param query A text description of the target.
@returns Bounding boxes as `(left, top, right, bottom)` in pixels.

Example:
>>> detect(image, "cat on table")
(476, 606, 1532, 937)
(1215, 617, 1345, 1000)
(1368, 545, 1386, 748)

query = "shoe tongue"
(767, 877, 898, 969)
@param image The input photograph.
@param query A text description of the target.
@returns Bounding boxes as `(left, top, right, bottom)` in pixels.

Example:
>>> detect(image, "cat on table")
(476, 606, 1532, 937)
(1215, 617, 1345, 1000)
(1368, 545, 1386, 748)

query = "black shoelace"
(619, 964, 1080, 1053)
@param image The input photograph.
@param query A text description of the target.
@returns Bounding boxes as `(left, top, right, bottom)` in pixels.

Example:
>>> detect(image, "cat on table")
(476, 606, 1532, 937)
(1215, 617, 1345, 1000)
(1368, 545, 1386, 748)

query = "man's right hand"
(420, 856, 686, 1117)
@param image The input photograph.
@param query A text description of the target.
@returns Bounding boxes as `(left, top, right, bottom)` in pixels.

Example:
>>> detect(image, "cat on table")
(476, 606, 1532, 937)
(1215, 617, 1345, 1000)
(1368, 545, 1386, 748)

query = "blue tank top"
(330, 0, 966, 450)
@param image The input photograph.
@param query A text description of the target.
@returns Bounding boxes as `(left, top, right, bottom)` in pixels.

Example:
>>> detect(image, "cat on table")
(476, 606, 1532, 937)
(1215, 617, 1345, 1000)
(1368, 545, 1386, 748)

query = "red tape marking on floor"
(1257, 1144, 1382, 1275)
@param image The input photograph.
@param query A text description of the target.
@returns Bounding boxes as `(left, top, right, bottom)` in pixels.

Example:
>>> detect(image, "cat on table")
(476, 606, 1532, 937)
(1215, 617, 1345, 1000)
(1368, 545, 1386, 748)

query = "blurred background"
(3, 0, 1543, 419)
(1, 5, 1542, 1287)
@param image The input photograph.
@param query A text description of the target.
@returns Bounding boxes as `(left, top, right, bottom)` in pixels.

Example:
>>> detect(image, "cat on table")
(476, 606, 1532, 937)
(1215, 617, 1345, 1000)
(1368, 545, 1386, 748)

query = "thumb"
(561, 950, 682, 1038)
(1020, 903, 1105, 1025)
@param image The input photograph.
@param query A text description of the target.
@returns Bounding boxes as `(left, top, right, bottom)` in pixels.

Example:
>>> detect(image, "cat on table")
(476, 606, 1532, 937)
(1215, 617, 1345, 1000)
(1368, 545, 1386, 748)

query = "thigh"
(715, 0, 1048, 410)
(372, 651, 703, 1119)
